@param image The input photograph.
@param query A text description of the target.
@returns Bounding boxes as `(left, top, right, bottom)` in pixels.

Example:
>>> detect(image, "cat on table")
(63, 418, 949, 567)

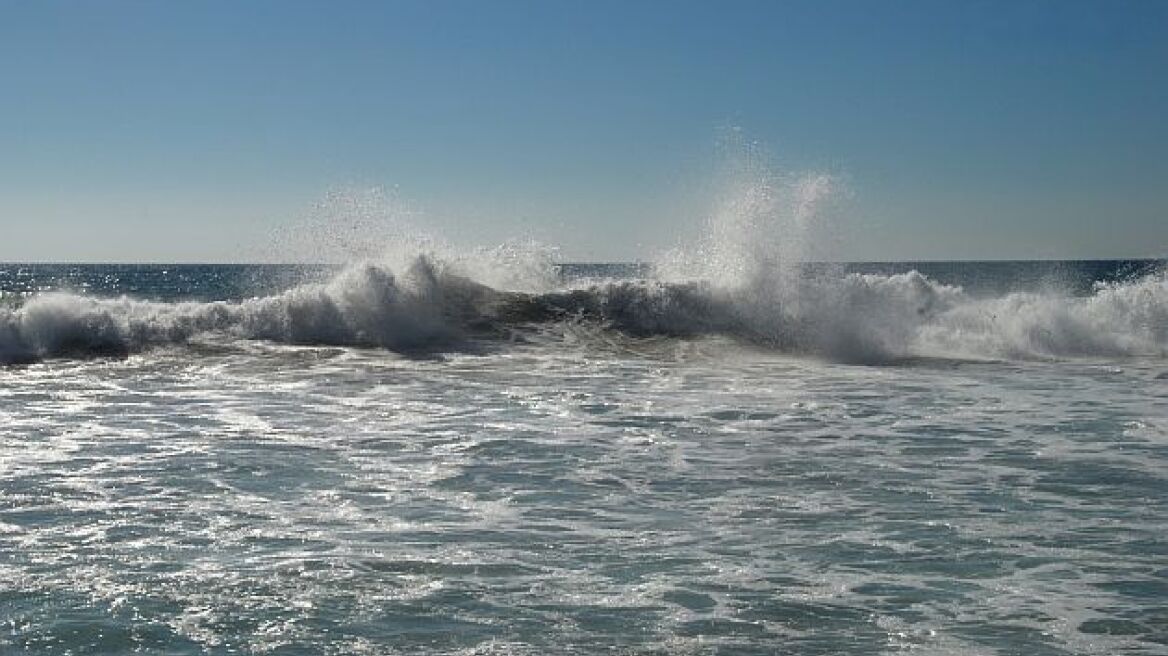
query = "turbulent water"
(0, 256, 1165, 656)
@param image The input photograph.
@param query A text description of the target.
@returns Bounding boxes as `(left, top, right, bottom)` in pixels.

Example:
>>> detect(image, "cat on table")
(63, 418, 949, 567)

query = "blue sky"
(1, 0, 1165, 262)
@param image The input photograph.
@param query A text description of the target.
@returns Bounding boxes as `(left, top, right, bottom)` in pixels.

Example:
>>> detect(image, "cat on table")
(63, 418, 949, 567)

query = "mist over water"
(1, 151, 1166, 654)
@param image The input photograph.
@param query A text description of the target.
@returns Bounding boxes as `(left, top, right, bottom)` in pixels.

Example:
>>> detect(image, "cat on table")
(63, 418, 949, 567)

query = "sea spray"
(262, 185, 561, 294)
(655, 132, 843, 291)
(2, 169, 1166, 364)
(650, 135, 943, 362)
(642, 139, 1168, 362)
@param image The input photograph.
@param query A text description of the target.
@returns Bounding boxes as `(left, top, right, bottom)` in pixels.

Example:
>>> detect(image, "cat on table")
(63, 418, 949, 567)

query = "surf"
(2, 255, 1165, 366)
(1, 145, 1164, 365)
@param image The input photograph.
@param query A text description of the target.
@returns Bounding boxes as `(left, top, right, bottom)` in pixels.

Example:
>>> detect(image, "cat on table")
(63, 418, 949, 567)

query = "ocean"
(0, 257, 1166, 655)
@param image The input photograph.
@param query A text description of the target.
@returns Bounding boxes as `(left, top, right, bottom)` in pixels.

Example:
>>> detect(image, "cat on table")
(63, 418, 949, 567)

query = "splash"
(650, 133, 936, 362)
(575, 135, 1165, 363)
(656, 133, 841, 291)
(1, 148, 1165, 365)
(2, 256, 1166, 365)
(261, 185, 560, 293)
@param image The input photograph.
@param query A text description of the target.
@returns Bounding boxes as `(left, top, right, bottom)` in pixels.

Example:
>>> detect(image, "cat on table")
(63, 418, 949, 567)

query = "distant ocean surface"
(1, 258, 1166, 654)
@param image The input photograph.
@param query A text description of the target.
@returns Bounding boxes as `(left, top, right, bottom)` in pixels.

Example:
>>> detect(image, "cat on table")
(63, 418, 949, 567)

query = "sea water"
(2, 152, 1166, 655)
(0, 254, 1165, 655)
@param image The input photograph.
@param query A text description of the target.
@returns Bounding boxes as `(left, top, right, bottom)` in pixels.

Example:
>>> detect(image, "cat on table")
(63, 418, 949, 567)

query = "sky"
(1, 0, 1165, 262)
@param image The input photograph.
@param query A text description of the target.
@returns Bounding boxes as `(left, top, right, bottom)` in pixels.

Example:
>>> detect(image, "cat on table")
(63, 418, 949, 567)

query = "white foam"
(0, 256, 511, 363)
(920, 272, 1168, 359)
(642, 136, 1167, 362)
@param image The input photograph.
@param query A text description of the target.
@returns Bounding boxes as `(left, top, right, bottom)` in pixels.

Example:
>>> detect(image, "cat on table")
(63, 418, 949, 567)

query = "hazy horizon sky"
(2, 0, 1166, 263)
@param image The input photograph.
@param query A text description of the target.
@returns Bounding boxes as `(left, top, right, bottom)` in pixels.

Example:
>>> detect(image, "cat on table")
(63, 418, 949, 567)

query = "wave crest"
(919, 272, 1168, 359)
(0, 257, 509, 364)
(1, 258, 1165, 365)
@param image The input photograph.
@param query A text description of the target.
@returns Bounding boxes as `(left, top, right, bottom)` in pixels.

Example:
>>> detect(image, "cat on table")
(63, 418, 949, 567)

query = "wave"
(0, 258, 514, 364)
(1, 255, 1165, 366)
(528, 269, 962, 363)
(918, 273, 1168, 360)
(552, 267, 1167, 362)
(9, 137, 1163, 366)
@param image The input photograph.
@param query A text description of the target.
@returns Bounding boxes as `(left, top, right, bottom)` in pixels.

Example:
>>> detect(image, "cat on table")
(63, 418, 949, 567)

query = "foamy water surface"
(0, 259, 1166, 654)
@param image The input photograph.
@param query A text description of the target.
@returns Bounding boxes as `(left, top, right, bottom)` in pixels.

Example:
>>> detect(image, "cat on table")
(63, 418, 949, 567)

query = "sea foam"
(1, 256, 1164, 365)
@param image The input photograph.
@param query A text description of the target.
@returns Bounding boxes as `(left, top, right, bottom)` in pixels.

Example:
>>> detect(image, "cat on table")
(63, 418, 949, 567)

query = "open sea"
(0, 257, 1166, 655)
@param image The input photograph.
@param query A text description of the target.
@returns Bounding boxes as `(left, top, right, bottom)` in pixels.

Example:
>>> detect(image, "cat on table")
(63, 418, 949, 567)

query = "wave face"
(1, 257, 1165, 365)
(529, 269, 965, 363)
(542, 268, 1167, 363)
(0, 258, 515, 364)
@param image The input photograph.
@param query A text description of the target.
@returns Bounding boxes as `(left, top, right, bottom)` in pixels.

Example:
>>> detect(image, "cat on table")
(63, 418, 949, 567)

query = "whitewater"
(1, 172, 1166, 654)
(1, 255, 1166, 366)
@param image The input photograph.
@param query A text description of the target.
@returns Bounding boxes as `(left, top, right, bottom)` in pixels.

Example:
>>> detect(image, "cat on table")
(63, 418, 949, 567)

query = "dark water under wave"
(0, 259, 1166, 654)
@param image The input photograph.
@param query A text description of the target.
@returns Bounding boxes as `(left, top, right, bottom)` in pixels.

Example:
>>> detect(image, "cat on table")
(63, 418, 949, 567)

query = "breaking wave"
(918, 272, 1168, 360)
(0, 257, 516, 364)
(0, 255, 1164, 365)
(1, 140, 1163, 365)
(539, 268, 1167, 363)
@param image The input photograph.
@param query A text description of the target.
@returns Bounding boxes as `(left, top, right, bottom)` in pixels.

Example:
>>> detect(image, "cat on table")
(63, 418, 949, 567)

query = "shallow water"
(1, 262, 1166, 654)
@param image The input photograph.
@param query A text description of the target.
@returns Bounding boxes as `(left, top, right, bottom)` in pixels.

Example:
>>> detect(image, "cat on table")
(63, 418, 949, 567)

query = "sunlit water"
(1, 263, 1166, 655)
